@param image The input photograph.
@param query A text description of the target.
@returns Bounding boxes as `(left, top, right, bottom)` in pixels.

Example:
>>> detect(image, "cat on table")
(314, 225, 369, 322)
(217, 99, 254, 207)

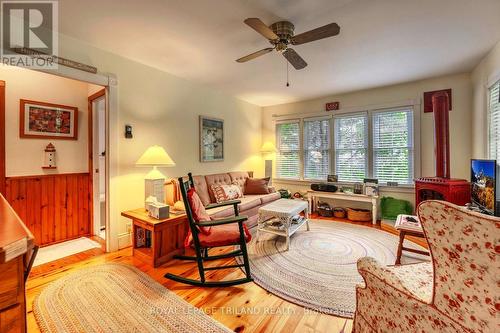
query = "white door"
(92, 96, 106, 239)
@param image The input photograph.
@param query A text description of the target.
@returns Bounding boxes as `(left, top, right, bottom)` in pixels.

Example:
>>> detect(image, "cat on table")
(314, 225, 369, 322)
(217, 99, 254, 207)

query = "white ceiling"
(59, 0, 500, 106)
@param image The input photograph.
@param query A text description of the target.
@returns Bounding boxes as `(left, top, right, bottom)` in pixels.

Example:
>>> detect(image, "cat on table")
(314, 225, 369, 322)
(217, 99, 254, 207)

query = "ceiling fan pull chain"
(286, 60, 290, 87)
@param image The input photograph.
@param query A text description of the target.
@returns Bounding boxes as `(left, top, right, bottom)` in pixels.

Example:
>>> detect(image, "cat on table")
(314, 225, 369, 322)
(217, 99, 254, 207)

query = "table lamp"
(136, 145, 175, 208)
(260, 141, 277, 185)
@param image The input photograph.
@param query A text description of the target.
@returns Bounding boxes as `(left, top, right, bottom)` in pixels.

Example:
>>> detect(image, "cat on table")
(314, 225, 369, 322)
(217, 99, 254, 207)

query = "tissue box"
(148, 202, 169, 219)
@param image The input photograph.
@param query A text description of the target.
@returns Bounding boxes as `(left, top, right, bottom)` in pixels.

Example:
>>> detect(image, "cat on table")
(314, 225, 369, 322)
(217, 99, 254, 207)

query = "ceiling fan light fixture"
(236, 17, 340, 71)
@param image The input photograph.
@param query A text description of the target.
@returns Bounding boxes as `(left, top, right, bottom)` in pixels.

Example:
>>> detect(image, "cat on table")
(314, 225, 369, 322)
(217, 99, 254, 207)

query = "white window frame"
(303, 115, 332, 181)
(275, 119, 301, 180)
(272, 100, 421, 186)
(370, 107, 415, 184)
(332, 112, 369, 182)
(487, 77, 500, 160)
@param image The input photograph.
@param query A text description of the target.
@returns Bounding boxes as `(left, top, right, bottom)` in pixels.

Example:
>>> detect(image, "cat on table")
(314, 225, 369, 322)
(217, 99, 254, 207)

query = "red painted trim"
(0, 81, 5, 196)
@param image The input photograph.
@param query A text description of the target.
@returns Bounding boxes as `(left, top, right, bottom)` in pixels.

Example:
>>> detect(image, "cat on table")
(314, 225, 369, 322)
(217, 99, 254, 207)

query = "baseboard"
(118, 232, 132, 249)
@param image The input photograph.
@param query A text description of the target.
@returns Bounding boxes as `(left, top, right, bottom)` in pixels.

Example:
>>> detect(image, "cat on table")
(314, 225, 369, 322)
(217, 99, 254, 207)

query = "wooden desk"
(121, 209, 188, 267)
(0, 194, 35, 333)
(307, 190, 379, 225)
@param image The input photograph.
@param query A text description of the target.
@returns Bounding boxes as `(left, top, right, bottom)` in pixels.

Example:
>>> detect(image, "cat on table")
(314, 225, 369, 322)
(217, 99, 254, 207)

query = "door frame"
(88, 89, 106, 240)
(0, 67, 119, 252)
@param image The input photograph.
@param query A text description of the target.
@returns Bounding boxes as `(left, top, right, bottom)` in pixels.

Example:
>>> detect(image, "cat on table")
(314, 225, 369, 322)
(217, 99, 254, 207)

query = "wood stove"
(415, 91, 470, 207)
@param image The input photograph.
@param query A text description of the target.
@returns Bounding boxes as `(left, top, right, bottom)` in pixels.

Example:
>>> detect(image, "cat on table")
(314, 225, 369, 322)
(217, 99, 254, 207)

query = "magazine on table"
(395, 214, 423, 232)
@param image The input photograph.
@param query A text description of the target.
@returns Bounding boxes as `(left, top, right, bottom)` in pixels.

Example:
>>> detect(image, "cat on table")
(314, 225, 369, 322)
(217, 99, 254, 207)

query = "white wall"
(471, 41, 500, 158)
(262, 73, 473, 210)
(1, 66, 92, 176)
(54, 34, 263, 248)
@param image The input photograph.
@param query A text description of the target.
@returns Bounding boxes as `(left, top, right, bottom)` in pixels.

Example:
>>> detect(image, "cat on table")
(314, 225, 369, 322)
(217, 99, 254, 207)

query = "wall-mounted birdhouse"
(42, 143, 57, 169)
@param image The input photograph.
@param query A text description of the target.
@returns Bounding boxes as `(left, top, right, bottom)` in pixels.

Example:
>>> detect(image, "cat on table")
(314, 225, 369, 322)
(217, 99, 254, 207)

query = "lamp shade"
(260, 141, 277, 153)
(136, 145, 176, 166)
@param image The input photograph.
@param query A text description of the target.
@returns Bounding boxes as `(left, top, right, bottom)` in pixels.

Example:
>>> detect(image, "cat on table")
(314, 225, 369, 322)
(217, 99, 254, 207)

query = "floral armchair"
(353, 200, 499, 333)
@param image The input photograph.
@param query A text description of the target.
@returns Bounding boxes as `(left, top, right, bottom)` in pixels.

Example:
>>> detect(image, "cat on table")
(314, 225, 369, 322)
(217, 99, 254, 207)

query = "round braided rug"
(33, 263, 231, 333)
(239, 219, 428, 318)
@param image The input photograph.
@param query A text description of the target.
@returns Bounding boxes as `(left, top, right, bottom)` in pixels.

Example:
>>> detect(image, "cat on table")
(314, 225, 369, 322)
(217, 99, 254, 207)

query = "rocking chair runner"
(164, 173, 253, 287)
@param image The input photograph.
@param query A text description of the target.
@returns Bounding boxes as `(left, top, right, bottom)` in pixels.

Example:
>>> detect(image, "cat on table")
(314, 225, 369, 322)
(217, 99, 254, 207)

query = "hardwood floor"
(26, 218, 427, 333)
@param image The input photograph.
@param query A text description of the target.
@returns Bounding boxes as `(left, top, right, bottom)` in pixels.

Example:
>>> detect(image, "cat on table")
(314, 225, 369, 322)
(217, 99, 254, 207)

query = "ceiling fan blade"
(291, 23, 340, 45)
(236, 48, 274, 63)
(244, 18, 279, 41)
(283, 48, 307, 70)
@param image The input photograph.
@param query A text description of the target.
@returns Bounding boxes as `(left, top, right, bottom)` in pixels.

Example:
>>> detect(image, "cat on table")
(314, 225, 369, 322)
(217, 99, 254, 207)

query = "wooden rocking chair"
(164, 173, 253, 287)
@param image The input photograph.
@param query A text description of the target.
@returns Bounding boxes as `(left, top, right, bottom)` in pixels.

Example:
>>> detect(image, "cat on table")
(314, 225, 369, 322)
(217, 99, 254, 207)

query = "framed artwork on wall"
(199, 115, 224, 162)
(20, 99, 78, 140)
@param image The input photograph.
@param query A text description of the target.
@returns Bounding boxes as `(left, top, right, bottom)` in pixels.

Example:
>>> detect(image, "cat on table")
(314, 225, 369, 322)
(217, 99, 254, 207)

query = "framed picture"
(199, 115, 224, 162)
(327, 174, 338, 182)
(20, 99, 78, 140)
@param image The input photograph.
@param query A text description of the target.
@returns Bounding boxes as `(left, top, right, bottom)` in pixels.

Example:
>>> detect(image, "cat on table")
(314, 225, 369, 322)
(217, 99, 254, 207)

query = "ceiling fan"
(236, 18, 340, 70)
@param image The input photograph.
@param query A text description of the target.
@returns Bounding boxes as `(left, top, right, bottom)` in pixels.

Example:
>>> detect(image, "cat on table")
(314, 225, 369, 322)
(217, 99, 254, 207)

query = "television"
(470, 159, 496, 215)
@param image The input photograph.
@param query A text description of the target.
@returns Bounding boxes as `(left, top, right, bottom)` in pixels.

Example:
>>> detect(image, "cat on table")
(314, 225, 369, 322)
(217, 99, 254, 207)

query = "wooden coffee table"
(256, 199, 309, 251)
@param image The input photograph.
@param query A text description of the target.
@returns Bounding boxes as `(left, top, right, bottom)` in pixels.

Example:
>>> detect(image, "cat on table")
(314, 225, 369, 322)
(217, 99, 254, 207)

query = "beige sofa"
(167, 171, 280, 228)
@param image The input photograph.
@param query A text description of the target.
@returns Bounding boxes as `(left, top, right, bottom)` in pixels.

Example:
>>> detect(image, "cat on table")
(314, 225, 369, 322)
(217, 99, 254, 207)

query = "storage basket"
(333, 207, 347, 218)
(317, 202, 333, 217)
(347, 208, 371, 222)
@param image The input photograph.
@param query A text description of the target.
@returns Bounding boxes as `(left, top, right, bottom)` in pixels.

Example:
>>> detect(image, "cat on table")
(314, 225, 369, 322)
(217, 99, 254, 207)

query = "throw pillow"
(186, 188, 211, 235)
(211, 184, 243, 203)
(244, 177, 270, 194)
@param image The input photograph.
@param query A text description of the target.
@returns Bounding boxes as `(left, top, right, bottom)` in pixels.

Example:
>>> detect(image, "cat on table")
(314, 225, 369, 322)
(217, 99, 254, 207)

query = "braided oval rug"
(238, 219, 428, 318)
(33, 263, 231, 333)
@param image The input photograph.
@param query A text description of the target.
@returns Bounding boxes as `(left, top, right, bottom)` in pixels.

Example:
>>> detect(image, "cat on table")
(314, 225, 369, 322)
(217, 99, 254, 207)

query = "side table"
(394, 214, 430, 265)
(121, 208, 188, 267)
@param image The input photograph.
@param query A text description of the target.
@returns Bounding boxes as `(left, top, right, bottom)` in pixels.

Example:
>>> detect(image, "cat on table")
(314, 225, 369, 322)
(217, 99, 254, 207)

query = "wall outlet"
(126, 222, 132, 234)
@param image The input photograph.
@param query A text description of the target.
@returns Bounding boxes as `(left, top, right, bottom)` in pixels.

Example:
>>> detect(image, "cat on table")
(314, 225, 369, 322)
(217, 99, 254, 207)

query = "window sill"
(272, 178, 415, 194)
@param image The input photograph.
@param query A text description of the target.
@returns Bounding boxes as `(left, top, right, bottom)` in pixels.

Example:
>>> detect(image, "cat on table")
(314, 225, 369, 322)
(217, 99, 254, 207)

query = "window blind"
(276, 121, 300, 179)
(304, 118, 330, 180)
(372, 108, 414, 184)
(334, 114, 368, 182)
(489, 80, 500, 160)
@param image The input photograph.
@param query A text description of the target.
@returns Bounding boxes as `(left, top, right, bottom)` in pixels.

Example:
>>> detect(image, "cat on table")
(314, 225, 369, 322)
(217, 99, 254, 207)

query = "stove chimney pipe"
(432, 91, 451, 179)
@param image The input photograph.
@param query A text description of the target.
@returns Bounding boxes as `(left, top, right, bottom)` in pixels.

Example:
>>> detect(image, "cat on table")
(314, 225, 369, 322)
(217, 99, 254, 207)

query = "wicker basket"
(333, 207, 347, 218)
(317, 202, 333, 217)
(347, 208, 371, 222)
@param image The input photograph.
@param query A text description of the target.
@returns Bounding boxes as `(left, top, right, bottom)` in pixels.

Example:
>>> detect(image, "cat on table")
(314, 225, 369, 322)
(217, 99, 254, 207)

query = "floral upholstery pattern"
(354, 200, 499, 333)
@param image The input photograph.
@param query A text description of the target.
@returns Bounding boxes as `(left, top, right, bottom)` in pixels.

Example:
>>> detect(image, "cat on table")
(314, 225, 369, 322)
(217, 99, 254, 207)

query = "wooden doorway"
(88, 89, 107, 242)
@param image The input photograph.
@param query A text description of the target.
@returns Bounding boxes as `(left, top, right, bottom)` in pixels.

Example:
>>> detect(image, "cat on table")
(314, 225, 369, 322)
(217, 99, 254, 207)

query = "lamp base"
(265, 160, 273, 186)
(145, 178, 165, 208)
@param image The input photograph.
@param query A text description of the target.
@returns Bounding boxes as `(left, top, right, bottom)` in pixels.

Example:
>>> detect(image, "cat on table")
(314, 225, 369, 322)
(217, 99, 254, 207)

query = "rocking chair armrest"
(198, 215, 248, 227)
(205, 200, 241, 210)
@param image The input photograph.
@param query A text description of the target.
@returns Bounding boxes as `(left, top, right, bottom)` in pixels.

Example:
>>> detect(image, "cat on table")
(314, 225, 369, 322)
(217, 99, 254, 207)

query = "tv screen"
(471, 159, 496, 214)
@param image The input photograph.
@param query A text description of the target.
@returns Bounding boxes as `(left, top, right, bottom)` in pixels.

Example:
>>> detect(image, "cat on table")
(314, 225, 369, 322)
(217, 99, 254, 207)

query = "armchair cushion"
(198, 223, 251, 248)
(358, 257, 433, 303)
(186, 188, 211, 235)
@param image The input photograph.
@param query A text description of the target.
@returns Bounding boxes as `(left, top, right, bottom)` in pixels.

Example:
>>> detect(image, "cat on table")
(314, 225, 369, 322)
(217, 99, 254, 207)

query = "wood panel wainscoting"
(5, 173, 91, 247)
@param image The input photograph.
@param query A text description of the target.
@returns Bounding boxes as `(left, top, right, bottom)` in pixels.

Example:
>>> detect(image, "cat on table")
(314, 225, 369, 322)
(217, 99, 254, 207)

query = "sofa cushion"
(208, 195, 263, 220)
(205, 173, 232, 203)
(208, 205, 235, 219)
(211, 184, 243, 203)
(238, 195, 262, 211)
(260, 192, 281, 205)
(245, 177, 271, 194)
(229, 171, 250, 192)
(191, 175, 211, 206)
